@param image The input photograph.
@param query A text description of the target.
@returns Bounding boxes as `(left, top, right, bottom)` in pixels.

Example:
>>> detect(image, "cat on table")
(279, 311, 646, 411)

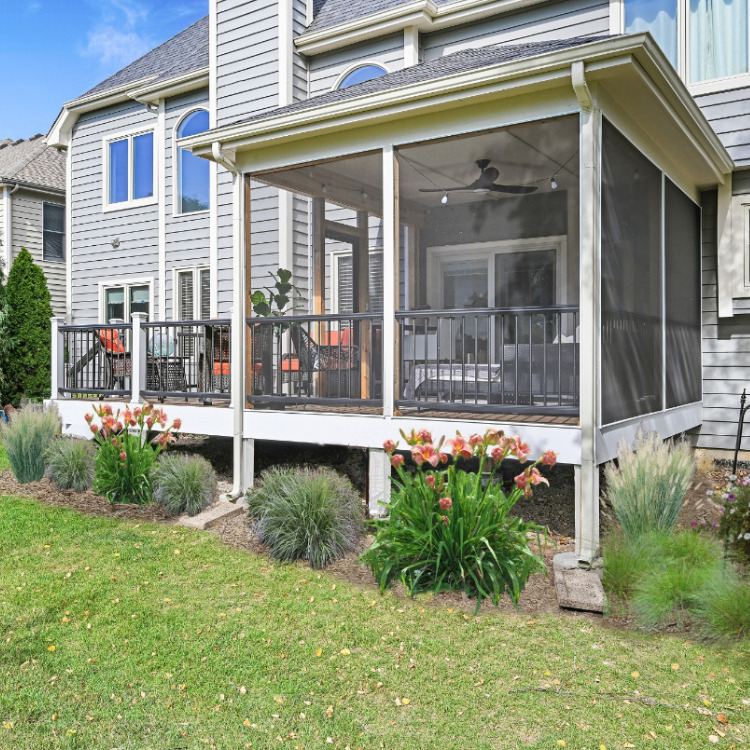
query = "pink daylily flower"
(541, 450, 557, 467)
(383, 439, 397, 454)
(445, 436, 472, 460)
(412, 443, 440, 467)
(438, 497, 452, 511)
(391, 454, 404, 468)
(529, 467, 549, 487)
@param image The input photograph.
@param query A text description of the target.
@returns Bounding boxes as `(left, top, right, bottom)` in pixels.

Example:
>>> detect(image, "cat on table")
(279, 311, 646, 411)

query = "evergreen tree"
(2, 248, 52, 404)
(0, 254, 6, 401)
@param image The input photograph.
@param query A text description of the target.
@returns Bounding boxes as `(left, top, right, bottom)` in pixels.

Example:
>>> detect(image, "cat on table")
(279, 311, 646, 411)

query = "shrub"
(361, 429, 554, 609)
(88, 403, 179, 505)
(602, 531, 655, 600)
(604, 429, 695, 540)
(153, 454, 217, 516)
(44, 437, 96, 492)
(0, 403, 61, 483)
(0, 248, 53, 405)
(630, 530, 724, 630)
(716, 474, 750, 563)
(693, 568, 750, 641)
(248, 466, 364, 569)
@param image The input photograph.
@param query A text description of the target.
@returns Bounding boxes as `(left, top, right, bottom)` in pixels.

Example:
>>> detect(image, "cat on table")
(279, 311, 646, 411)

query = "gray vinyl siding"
(292, 194, 310, 309)
(695, 88, 750, 169)
(164, 89, 212, 318)
(734, 168, 750, 195)
(698, 189, 750, 450)
(422, 0, 609, 60)
(249, 181, 281, 299)
(70, 101, 159, 324)
(293, 0, 309, 102)
(216, 169, 234, 315)
(215, 0, 279, 126)
(7, 190, 66, 317)
(309, 35, 405, 96)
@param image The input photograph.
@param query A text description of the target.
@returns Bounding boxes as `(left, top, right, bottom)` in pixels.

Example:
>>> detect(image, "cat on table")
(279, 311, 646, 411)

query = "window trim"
(331, 62, 389, 91)
(99, 277, 154, 323)
(613, 0, 750, 93)
(172, 107, 211, 218)
(732, 194, 750, 294)
(102, 126, 158, 212)
(42, 201, 65, 263)
(173, 265, 210, 320)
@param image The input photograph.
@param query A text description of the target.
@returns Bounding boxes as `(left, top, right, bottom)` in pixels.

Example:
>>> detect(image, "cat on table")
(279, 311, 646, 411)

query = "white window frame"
(172, 107, 211, 218)
(42, 201, 65, 263)
(331, 61, 389, 91)
(99, 277, 154, 323)
(173, 265, 210, 321)
(731, 194, 750, 294)
(102, 126, 158, 212)
(612, 0, 750, 94)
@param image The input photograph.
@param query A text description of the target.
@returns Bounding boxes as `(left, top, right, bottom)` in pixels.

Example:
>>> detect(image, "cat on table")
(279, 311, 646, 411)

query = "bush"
(604, 429, 695, 540)
(630, 530, 725, 630)
(716, 474, 750, 563)
(88, 403, 180, 504)
(0, 403, 61, 483)
(693, 568, 750, 641)
(44, 437, 95, 492)
(153, 454, 217, 516)
(248, 466, 364, 569)
(361, 429, 554, 609)
(602, 531, 654, 600)
(0, 248, 53, 405)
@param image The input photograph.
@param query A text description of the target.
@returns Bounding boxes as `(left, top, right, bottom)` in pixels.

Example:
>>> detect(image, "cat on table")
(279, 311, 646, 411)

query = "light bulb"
(441, 192, 448, 204)
(550, 176, 558, 190)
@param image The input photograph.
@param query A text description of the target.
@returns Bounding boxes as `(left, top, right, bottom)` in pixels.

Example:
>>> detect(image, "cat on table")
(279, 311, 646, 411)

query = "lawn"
(0, 497, 748, 749)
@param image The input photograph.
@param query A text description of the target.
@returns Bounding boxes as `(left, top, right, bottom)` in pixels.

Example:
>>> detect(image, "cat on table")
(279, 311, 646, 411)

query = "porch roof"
(183, 33, 733, 189)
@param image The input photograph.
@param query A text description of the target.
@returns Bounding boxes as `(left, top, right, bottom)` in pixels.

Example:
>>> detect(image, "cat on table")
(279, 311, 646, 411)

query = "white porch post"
(368, 448, 390, 518)
(382, 145, 396, 417)
(50, 317, 64, 400)
(130, 312, 147, 404)
(575, 63, 601, 562)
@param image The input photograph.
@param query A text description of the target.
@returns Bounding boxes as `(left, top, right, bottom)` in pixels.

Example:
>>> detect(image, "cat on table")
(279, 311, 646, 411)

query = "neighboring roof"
(0, 135, 65, 192)
(81, 15, 209, 98)
(229, 36, 605, 127)
(308, 0, 454, 33)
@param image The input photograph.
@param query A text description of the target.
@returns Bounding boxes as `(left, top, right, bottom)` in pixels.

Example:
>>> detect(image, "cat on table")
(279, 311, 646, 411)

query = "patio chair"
(289, 325, 360, 398)
(97, 329, 131, 391)
(147, 332, 187, 394)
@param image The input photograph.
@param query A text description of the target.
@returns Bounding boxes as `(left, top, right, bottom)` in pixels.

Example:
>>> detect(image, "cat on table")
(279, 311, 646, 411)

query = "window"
(176, 110, 210, 213)
(43, 202, 64, 262)
(336, 64, 387, 89)
(623, 0, 749, 83)
(176, 267, 210, 320)
(102, 282, 151, 322)
(106, 131, 154, 206)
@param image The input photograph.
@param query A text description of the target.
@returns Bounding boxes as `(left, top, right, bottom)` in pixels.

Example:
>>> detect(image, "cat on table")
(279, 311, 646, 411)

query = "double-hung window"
(106, 130, 155, 207)
(43, 202, 65, 262)
(622, 0, 749, 84)
(102, 282, 151, 323)
(176, 267, 210, 321)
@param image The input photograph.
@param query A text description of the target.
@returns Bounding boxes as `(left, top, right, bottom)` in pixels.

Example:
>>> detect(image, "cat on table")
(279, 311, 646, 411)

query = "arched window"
(337, 64, 387, 89)
(177, 109, 210, 213)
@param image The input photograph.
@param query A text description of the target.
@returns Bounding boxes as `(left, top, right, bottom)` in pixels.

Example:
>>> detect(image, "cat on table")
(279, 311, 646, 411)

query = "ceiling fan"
(419, 159, 537, 197)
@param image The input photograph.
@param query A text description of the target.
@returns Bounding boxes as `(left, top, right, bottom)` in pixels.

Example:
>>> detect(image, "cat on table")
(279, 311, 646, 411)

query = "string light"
(550, 176, 558, 190)
(441, 192, 448, 204)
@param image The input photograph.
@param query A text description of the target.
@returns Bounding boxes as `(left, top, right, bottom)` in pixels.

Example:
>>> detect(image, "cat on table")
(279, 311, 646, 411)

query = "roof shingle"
(0, 135, 65, 192)
(308, 0, 455, 33)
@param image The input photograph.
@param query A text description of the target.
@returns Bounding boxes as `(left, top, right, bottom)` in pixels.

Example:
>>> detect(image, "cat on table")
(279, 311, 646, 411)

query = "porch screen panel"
(665, 179, 701, 407)
(601, 120, 662, 425)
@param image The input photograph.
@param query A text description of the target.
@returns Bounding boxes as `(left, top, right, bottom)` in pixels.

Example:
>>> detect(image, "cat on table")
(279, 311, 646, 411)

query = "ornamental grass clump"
(44, 437, 95, 492)
(604, 429, 695, 541)
(153, 453, 217, 516)
(361, 428, 555, 609)
(248, 467, 364, 569)
(0, 403, 61, 483)
(693, 568, 750, 642)
(87, 402, 180, 505)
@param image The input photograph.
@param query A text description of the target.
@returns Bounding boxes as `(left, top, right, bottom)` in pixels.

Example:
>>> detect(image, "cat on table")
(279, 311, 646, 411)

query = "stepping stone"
(175, 501, 245, 530)
(553, 552, 605, 614)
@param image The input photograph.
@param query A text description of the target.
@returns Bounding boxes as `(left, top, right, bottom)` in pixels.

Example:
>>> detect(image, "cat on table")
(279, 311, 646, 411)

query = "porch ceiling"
(183, 34, 732, 191)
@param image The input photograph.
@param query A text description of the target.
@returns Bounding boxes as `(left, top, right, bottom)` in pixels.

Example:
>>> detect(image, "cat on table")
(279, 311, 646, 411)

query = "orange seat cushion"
(281, 357, 300, 372)
(99, 329, 125, 354)
(213, 362, 231, 376)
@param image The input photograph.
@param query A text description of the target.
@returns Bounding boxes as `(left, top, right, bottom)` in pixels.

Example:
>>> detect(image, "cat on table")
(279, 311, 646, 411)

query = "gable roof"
(0, 135, 65, 193)
(82, 15, 209, 98)
(228, 36, 604, 128)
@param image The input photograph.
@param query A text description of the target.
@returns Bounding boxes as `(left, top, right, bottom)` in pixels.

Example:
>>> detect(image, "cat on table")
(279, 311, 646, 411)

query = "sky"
(1, 0, 208, 140)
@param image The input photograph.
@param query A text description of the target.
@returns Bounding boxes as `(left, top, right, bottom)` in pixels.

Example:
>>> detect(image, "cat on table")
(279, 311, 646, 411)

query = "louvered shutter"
(178, 271, 194, 320)
(200, 269, 211, 320)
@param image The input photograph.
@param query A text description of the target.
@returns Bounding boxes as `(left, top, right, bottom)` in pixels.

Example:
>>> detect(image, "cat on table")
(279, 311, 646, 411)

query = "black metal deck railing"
(247, 313, 383, 407)
(396, 306, 579, 415)
(141, 319, 231, 401)
(58, 322, 133, 398)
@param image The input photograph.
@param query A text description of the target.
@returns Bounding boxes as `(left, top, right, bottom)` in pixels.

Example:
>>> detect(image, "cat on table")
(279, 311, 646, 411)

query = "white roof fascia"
(127, 67, 210, 105)
(296, 0, 549, 55)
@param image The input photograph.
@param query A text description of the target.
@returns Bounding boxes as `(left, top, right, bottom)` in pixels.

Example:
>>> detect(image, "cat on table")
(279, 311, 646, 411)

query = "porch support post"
(130, 312, 147, 405)
(382, 145, 396, 417)
(575, 62, 601, 562)
(232, 173, 247, 496)
(50, 317, 64, 400)
(368, 448, 390, 518)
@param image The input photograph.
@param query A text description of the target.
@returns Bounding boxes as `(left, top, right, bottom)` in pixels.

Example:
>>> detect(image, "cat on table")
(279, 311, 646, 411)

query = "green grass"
(0, 497, 749, 749)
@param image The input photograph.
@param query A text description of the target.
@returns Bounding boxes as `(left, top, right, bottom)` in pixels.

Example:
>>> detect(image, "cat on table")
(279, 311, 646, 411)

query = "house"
(45, 0, 750, 561)
(0, 134, 66, 315)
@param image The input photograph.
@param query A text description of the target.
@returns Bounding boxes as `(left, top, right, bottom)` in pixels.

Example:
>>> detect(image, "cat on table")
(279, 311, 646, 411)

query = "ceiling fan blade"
(419, 186, 472, 193)
(489, 184, 537, 194)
